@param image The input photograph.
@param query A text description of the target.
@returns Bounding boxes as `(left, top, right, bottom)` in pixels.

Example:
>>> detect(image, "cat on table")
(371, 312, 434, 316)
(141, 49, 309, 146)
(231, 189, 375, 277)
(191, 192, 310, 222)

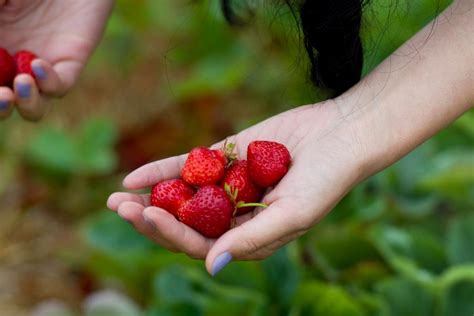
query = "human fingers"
(107, 192, 150, 211)
(117, 201, 178, 252)
(13, 74, 47, 121)
(142, 206, 214, 259)
(0, 87, 15, 119)
(123, 155, 187, 190)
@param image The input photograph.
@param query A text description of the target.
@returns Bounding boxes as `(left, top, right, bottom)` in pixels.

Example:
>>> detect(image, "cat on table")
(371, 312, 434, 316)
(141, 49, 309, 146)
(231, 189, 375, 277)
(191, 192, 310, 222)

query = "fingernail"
(17, 83, 31, 98)
(0, 100, 9, 111)
(32, 64, 47, 80)
(143, 213, 157, 230)
(211, 252, 232, 276)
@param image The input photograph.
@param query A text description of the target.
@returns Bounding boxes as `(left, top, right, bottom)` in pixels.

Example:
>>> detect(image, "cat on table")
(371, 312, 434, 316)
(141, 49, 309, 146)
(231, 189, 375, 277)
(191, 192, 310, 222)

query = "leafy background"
(0, 0, 472, 315)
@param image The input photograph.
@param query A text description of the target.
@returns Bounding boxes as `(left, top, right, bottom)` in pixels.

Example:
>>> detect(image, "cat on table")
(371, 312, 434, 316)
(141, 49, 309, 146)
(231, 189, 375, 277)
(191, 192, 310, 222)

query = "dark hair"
(221, 0, 369, 96)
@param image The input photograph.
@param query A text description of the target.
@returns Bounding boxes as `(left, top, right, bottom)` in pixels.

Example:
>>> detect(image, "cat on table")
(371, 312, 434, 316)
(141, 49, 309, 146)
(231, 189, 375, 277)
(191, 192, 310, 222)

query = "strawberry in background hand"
(150, 179, 195, 217)
(0, 48, 15, 86)
(0, 0, 115, 121)
(247, 141, 291, 187)
(14, 50, 37, 79)
(177, 185, 234, 238)
(181, 147, 227, 186)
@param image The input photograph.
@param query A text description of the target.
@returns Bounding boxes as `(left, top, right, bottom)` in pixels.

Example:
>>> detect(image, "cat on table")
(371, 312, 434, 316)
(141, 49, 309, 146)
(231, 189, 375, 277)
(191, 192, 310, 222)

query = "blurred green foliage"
(25, 119, 118, 177)
(1, 0, 473, 315)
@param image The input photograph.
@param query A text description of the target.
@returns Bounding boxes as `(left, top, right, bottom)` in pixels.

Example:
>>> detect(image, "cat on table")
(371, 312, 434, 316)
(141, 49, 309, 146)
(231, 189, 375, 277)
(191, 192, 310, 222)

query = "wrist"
(329, 97, 385, 182)
(334, 0, 474, 180)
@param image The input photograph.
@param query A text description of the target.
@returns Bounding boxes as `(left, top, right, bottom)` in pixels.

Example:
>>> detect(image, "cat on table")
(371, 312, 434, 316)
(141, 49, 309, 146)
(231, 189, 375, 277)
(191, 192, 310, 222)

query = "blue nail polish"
(0, 100, 9, 111)
(32, 64, 47, 80)
(17, 83, 31, 98)
(211, 252, 232, 276)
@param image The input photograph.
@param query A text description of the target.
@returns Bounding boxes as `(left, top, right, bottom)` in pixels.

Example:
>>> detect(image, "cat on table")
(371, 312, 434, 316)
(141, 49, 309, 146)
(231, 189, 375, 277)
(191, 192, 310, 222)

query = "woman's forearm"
(340, 0, 473, 177)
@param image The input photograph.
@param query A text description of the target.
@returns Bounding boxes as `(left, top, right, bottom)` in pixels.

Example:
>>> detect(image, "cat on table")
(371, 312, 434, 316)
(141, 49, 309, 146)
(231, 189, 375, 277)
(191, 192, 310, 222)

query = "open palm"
(0, 0, 113, 120)
(108, 101, 365, 275)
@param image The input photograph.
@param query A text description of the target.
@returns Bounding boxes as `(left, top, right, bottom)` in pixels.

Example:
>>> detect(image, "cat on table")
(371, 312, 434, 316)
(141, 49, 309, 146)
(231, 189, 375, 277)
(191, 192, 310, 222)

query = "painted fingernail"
(143, 213, 157, 230)
(32, 64, 47, 80)
(211, 252, 232, 276)
(17, 83, 31, 98)
(0, 100, 9, 111)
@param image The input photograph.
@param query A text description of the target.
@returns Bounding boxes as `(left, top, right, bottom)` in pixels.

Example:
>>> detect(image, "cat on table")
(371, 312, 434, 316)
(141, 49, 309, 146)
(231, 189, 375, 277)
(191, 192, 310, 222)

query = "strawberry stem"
(223, 140, 237, 166)
(236, 201, 268, 209)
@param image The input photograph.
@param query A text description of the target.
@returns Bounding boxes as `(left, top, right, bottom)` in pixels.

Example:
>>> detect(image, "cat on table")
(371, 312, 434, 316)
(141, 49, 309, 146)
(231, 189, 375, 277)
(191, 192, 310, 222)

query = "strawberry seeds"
(150, 141, 291, 238)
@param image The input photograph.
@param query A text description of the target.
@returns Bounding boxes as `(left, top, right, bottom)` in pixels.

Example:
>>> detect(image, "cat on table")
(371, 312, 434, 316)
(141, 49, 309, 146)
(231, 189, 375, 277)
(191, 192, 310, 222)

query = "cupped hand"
(107, 100, 368, 275)
(0, 0, 114, 121)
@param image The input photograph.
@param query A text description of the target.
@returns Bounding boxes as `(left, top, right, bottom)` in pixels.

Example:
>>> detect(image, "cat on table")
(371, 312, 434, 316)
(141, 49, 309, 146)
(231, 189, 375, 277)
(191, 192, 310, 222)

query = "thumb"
(205, 199, 306, 276)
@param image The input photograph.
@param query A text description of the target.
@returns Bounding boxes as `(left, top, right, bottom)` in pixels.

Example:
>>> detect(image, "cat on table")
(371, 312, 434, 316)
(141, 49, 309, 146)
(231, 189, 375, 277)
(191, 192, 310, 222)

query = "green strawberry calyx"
(222, 140, 238, 167)
(224, 183, 268, 217)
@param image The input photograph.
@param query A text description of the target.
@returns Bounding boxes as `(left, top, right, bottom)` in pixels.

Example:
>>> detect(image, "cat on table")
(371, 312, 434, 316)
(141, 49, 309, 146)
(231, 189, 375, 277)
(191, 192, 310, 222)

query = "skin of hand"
(0, 0, 114, 121)
(108, 0, 474, 276)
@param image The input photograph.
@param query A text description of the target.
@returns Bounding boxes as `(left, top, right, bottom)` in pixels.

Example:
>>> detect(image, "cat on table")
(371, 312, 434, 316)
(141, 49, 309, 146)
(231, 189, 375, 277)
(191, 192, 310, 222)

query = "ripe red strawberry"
(0, 48, 15, 86)
(223, 160, 264, 215)
(181, 147, 227, 186)
(14, 50, 37, 78)
(247, 141, 291, 187)
(150, 179, 195, 217)
(177, 185, 233, 238)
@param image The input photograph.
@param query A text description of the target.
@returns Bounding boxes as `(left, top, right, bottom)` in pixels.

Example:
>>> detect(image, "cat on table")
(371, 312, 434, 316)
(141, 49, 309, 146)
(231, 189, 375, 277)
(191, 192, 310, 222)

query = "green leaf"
(76, 118, 118, 175)
(291, 281, 365, 316)
(392, 141, 436, 193)
(369, 226, 435, 283)
(82, 211, 157, 253)
(436, 265, 474, 316)
(341, 261, 391, 289)
(312, 225, 381, 270)
(261, 247, 300, 305)
(375, 277, 433, 316)
(408, 228, 448, 274)
(24, 119, 118, 177)
(175, 52, 252, 99)
(454, 110, 474, 138)
(416, 149, 474, 202)
(355, 292, 390, 316)
(25, 127, 76, 175)
(152, 265, 267, 315)
(145, 304, 201, 316)
(78, 119, 117, 151)
(213, 261, 267, 293)
(439, 280, 474, 316)
(446, 214, 474, 265)
(152, 267, 202, 305)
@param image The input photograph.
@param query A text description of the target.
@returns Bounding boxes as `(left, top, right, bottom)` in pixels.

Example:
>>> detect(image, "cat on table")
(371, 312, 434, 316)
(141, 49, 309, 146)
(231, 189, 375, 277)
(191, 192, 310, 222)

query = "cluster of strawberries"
(150, 141, 291, 238)
(0, 48, 38, 86)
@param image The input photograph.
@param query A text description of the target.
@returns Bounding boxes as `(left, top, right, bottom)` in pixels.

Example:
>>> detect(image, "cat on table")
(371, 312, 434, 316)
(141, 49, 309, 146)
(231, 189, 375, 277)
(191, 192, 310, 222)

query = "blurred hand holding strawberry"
(0, 0, 113, 121)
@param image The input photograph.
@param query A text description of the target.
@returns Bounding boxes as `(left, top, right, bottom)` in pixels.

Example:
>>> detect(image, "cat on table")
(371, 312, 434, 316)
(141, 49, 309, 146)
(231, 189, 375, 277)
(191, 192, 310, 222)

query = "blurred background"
(0, 0, 473, 315)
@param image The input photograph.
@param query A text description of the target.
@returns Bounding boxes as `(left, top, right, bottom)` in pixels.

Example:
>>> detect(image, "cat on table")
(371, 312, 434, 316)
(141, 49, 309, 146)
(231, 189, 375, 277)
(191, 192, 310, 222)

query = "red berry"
(177, 185, 233, 238)
(0, 48, 15, 86)
(247, 141, 291, 187)
(223, 160, 264, 215)
(181, 147, 227, 186)
(150, 179, 195, 217)
(14, 50, 37, 78)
